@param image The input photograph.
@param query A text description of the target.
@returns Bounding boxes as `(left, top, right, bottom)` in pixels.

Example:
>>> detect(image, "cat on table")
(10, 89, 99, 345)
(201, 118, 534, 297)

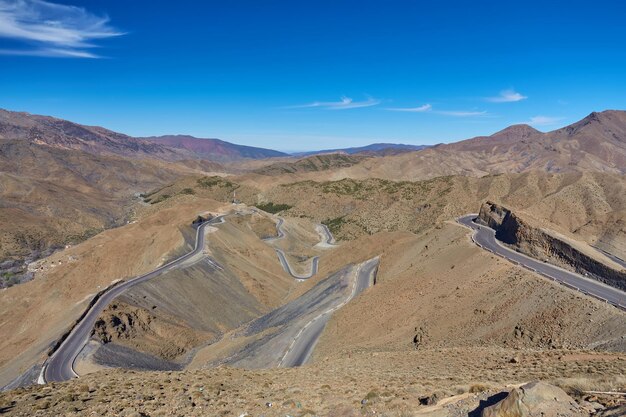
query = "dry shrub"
(551, 375, 626, 397)
(469, 383, 492, 393)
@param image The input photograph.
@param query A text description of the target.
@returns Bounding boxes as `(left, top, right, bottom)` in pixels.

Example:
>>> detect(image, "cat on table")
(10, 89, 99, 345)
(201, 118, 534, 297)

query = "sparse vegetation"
(196, 176, 236, 189)
(140, 186, 167, 201)
(150, 194, 171, 204)
(255, 202, 293, 214)
(469, 383, 492, 393)
(322, 216, 346, 235)
(179, 188, 196, 195)
(0, 272, 20, 288)
(66, 228, 102, 244)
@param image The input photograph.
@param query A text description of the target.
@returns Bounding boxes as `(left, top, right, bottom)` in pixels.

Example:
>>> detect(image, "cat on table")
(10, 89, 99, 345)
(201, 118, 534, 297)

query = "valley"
(0, 109, 625, 416)
(3, 3, 626, 414)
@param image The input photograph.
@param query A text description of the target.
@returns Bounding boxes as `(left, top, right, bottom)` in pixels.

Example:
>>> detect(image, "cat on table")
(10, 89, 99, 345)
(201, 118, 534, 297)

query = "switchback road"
(265, 216, 336, 280)
(43, 215, 224, 383)
(279, 257, 379, 367)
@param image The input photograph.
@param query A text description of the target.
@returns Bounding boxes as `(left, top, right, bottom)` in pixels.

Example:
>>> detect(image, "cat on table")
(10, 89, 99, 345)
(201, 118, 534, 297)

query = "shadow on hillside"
(468, 391, 508, 417)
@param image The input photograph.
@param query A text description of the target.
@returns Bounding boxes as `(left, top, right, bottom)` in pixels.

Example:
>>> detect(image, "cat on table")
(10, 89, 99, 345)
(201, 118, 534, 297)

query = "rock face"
(477, 201, 626, 291)
(477, 201, 521, 245)
(481, 381, 586, 417)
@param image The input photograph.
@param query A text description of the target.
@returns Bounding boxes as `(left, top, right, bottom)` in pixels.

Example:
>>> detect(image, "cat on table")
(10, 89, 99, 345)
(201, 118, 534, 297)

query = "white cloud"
(436, 110, 488, 117)
(289, 96, 381, 110)
(0, 0, 123, 58)
(387, 104, 487, 117)
(486, 89, 528, 103)
(387, 104, 432, 112)
(527, 115, 565, 126)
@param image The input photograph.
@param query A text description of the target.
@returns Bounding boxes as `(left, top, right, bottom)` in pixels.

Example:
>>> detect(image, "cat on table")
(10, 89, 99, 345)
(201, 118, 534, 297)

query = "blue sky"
(1, 1, 625, 151)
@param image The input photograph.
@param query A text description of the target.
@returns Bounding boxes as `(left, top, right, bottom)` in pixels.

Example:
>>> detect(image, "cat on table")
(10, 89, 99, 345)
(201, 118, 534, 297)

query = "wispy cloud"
(289, 96, 380, 110)
(436, 110, 488, 117)
(0, 0, 123, 58)
(387, 104, 487, 117)
(527, 115, 565, 126)
(387, 104, 432, 112)
(486, 89, 528, 103)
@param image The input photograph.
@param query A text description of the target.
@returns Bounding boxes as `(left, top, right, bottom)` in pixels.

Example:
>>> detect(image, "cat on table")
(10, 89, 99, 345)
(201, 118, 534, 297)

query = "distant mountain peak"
(491, 124, 541, 139)
(561, 109, 626, 137)
(293, 143, 429, 157)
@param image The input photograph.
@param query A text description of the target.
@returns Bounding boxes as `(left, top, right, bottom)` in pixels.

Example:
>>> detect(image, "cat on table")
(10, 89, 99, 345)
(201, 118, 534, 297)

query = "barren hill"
(294, 142, 429, 157)
(0, 140, 199, 264)
(147, 171, 626, 261)
(254, 153, 369, 175)
(0, 109, 180, 160)
(440, 110, 626, 172)
(0, 116, 227, 283)
(0, 109, 287, 163)
(141, 135, 288, 161)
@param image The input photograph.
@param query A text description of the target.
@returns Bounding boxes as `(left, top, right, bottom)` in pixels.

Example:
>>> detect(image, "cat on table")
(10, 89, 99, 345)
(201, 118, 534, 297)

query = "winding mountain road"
(264, 217, 285, 241)
(266, 216, 335, 280)
(458, 214, 626, 310)
(315, 224, 337, 247)
(279, 257, 379, 367)
(43, 215, 225, 383)
(275, 250, 319, 281)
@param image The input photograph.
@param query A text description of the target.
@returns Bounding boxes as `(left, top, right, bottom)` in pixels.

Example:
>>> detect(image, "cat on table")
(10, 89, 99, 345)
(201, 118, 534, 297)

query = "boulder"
(594, 405, 626, 417)
(481, 381, 586, 417)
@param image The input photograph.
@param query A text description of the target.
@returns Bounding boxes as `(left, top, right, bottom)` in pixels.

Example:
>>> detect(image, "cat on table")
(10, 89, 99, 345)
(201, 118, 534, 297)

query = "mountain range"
(0, 109, 285, 162)
(2, 108, 626, 263)
(2, 107, 626, 410)
(312, 110, 626, 181)
(0, 109, 430, 162)
(141, 135, 288, 161)
(293, 143, 429, 157)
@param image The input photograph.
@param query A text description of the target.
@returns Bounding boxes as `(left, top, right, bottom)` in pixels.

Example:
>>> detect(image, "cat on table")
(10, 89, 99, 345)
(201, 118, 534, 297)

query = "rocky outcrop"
(91, 302, 206, 361)
(481, 381, 586, 417)
(477, 201, 626, 291)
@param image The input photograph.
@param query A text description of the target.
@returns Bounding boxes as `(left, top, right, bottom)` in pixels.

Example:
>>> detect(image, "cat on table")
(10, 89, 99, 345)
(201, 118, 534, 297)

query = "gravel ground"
(1, 347, 624, 416)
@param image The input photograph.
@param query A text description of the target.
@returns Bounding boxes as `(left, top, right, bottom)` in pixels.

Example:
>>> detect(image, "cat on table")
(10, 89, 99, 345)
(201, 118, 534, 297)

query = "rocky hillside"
(0, 139, 223, 287)
(254, 153, 368, 175)
(0, 109, 287, 163)
(143, 171, 626, 262)
(1, 367, 624, 416)
(0, 109, 180, 160)
(443, 110, 626, 172)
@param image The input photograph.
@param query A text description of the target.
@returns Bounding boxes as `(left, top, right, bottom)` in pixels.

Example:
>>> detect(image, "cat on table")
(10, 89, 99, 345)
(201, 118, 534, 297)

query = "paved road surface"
(43, 215, 224, 383)
(265, 216, 335, 280)
(280, 257, 379, 367)
(458, 215, 626, 310)
(318, 224, 336, 245)
(275, 249, 319, 280)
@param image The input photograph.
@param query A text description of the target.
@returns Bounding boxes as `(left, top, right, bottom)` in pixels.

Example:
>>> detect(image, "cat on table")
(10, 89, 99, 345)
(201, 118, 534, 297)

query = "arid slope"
(0, 200, 227, 387)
